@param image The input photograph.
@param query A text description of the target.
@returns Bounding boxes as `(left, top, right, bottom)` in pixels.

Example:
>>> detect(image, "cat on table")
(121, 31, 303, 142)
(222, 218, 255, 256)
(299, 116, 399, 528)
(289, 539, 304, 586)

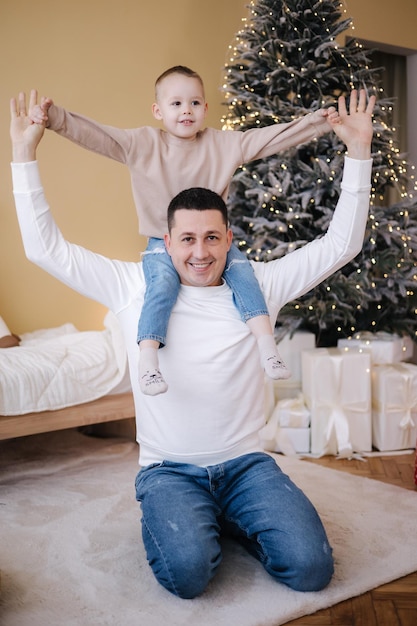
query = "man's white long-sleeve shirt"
(12, 157, 372, 467)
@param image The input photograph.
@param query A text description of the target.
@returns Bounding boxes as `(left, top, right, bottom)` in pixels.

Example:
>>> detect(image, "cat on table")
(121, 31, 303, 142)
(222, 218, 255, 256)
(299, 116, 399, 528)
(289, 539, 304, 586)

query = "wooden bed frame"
(0, 391, 135, 441)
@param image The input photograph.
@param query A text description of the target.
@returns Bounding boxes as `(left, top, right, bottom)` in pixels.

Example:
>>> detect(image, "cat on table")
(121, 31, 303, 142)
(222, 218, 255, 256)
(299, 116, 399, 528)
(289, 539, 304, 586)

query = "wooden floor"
(285, 451, 417, 626)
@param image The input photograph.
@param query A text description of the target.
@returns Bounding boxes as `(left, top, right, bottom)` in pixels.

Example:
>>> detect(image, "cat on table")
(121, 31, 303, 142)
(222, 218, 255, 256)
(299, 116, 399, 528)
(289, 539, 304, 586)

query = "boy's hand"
(10, 90, 45, 162)
(29, 94, 53, 124)
(310, 106, 340, 131)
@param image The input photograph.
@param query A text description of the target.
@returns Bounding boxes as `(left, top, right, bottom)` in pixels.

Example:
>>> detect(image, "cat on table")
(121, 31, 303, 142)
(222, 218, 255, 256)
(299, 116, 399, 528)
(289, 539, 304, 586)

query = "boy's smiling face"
(152, 73, 208, 140)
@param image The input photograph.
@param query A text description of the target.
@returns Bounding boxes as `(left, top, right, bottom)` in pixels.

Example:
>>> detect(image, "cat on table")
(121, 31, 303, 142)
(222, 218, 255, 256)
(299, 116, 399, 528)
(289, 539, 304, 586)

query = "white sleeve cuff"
(341, 156, 373, 190)
(11, 161, 43, 193)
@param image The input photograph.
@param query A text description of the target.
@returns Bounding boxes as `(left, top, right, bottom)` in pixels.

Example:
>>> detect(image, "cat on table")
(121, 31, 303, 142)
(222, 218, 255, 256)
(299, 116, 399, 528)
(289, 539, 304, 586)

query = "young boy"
(31, 66, 336, 395)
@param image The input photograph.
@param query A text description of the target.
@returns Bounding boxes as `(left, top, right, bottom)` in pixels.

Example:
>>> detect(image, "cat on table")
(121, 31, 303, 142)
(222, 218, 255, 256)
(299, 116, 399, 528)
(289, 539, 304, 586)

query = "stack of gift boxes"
(261, 332, 314, 455)
(262, 331, 417, 456)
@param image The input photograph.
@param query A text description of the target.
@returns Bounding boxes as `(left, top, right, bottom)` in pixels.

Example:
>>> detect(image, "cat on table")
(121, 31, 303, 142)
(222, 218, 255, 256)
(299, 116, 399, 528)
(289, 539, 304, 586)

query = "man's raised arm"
(9, 90, 137, 314)
(257, 89, 375, 313)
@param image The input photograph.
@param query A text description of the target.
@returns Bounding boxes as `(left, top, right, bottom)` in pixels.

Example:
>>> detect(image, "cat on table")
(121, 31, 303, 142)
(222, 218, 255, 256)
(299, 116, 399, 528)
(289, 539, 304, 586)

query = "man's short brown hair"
(167, 188, 228, 233)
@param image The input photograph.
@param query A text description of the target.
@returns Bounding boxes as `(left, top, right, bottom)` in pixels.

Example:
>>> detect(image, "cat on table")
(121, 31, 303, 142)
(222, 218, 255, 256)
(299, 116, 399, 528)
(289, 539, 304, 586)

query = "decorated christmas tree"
(222, 0, 417, 346)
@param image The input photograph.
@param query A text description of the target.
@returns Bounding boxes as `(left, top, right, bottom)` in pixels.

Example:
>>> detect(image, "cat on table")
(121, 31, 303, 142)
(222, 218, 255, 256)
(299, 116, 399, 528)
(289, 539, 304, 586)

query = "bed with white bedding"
(0, 311, 135, 440)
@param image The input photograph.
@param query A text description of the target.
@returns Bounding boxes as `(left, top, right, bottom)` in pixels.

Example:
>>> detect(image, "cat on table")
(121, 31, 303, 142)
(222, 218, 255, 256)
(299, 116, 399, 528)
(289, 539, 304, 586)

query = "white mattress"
(0, 311, 129, 415)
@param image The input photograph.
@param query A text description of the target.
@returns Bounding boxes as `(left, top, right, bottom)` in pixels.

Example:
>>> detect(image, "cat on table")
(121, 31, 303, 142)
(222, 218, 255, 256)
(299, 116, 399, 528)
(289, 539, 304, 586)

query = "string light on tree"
(221, 0, 417, 346)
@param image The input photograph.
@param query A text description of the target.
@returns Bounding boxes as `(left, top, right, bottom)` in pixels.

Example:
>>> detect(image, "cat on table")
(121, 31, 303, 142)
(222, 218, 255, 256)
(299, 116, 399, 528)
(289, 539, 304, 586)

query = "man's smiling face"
(164, 209, 233, 287)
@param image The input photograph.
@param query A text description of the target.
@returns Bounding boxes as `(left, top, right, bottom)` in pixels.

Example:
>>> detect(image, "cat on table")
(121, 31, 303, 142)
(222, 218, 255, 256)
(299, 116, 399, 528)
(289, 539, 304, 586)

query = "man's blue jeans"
(135, 452, 334, 598)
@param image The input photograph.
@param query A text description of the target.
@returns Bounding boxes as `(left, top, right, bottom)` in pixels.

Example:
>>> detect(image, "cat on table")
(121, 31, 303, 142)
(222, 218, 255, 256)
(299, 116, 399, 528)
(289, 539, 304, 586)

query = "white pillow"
(0, 316, 11, 339)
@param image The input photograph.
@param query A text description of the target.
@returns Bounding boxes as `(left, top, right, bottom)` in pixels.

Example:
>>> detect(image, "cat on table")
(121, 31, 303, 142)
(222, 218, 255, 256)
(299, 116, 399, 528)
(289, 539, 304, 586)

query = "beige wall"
(1, 0, 416, 333)
(345, 0, 416, 51)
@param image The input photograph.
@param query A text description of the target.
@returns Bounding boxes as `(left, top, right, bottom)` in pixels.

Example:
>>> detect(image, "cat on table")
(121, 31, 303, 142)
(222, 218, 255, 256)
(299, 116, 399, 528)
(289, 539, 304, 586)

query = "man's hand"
(327, 89, 376, 160)
(10, 90, 46, 162)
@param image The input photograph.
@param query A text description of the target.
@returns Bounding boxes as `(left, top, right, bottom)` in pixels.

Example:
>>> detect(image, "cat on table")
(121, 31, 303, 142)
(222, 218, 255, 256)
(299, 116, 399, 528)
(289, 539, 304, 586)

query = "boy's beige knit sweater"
(47, 105, 330, 238)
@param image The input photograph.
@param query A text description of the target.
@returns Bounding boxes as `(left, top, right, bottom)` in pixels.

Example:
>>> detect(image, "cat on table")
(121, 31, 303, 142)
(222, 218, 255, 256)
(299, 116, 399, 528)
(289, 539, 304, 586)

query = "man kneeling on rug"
(10, 88, 374, 599)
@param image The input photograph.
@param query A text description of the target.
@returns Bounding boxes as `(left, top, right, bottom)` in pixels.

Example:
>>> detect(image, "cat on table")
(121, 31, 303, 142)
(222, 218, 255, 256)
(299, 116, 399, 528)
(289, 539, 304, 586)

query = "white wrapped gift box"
(302, 348, 372, 456)
(277, 427, 310, 454)
(264, 378, 276, 420)
(274, 380, 302, 403)
(372, 362, 417, 451)
(262, 427, 310, 455)
(271, 394, 310, 428)
(260, 394, 310, 454)
(338, 331, 413, 365)
(276, 330, 316, 382)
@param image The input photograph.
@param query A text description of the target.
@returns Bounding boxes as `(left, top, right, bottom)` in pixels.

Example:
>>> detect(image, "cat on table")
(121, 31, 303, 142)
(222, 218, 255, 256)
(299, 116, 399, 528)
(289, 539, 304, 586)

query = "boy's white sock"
(139, 347, 168, 396)
(257, 335, 291, 380)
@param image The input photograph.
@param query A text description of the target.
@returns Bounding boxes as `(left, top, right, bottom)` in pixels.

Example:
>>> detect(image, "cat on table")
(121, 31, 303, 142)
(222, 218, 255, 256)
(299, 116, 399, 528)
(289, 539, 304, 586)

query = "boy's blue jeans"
(137, 238, 269, 345)
(135, 452, 334, 599)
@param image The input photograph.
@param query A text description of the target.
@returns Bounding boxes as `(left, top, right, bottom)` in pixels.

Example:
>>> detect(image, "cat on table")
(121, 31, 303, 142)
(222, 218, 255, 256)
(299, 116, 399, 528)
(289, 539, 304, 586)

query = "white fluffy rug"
(1, 431, 417, 626)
